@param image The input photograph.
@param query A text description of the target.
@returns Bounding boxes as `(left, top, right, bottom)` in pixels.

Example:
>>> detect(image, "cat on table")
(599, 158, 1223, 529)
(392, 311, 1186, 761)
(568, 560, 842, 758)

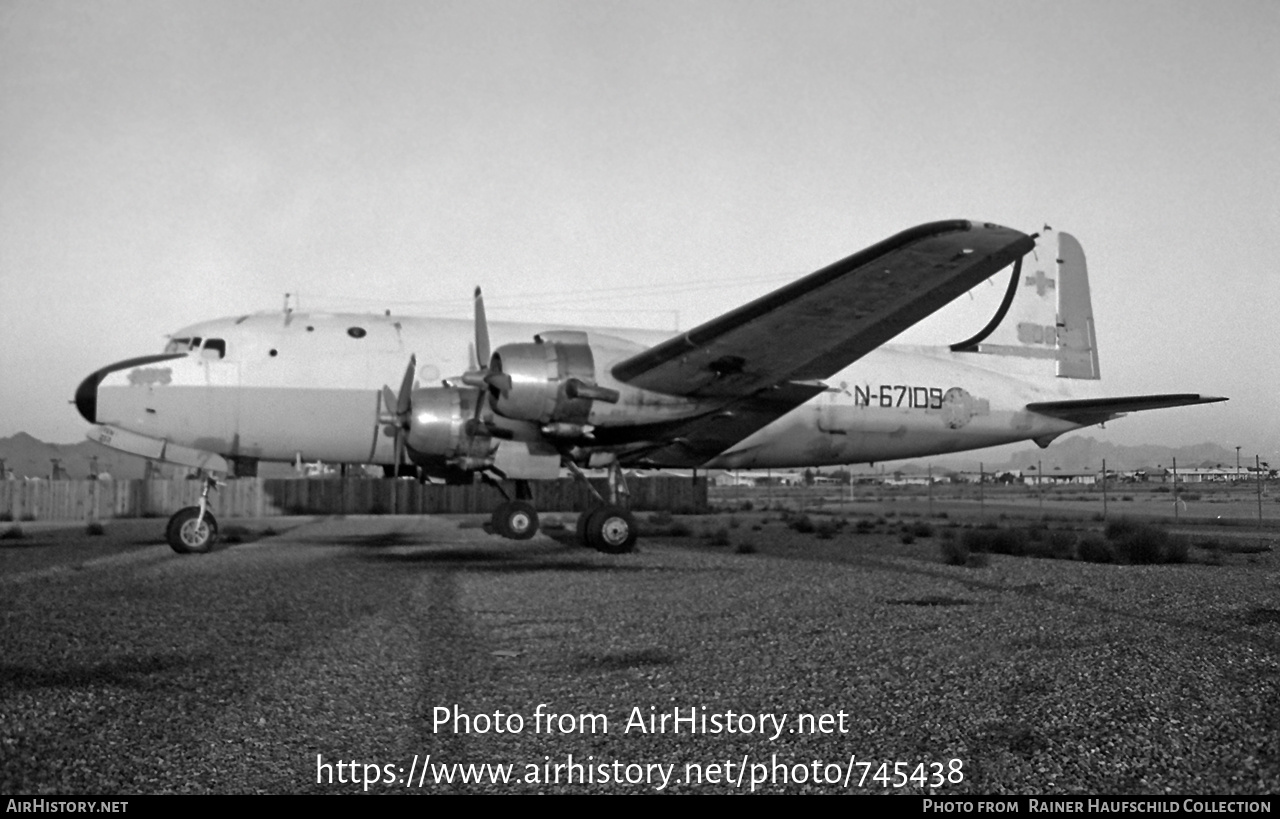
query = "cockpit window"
(201, 339, 226, 360)
(164, 337, 202, 354)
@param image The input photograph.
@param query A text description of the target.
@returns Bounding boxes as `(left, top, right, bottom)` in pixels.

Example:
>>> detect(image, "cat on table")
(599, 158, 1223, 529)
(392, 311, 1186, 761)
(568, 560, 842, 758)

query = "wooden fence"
(0, 477, 707, 522)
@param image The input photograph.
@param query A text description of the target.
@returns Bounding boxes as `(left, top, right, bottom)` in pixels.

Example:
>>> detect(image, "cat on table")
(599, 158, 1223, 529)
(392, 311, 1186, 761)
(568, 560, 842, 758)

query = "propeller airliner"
(73, 220, 1225, 554)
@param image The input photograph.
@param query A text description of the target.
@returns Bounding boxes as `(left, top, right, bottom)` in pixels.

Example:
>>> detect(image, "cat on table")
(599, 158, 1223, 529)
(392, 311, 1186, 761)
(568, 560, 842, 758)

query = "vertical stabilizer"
(951, 229, 1100, 380)
(1054, 232, 1100, 379)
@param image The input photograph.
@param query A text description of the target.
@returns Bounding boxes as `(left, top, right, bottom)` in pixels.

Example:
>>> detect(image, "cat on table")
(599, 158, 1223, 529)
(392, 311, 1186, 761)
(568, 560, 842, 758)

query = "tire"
(576, 508, 596, 548)
(499, 501, 539, 540)
(490, 502, 512, 537)
(166, 506, 218, 554)
(585, 505, 637, 554)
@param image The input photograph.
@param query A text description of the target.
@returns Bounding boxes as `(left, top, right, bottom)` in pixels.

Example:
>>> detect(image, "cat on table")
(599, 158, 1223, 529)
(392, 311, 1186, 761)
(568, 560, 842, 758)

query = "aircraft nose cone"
(73, 353, 185, 426)
(75, 371, 101, 424)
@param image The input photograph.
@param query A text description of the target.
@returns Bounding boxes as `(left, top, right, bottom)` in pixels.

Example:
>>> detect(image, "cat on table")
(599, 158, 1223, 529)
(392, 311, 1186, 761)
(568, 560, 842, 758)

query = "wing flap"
(612, 220, 1035, 398)
(1027, 394, 1227, 426)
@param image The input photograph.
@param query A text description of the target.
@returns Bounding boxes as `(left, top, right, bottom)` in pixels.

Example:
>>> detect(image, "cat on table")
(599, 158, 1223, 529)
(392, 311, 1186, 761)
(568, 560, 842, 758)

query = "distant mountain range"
(892, 436, 1246, 476)
(0, 432, 152, 480)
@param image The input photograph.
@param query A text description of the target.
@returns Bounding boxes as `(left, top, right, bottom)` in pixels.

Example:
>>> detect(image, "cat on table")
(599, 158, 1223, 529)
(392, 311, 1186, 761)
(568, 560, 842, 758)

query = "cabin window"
(347, 327, 367, 339)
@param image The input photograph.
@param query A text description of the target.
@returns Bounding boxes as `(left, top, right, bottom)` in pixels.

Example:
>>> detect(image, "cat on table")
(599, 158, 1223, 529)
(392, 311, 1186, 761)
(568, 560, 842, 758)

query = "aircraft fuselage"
(79, 310, 1088, 471)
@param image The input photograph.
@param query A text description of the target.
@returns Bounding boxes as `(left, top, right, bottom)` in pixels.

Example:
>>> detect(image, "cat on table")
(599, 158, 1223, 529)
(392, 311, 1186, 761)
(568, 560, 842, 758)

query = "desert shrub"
(739, 500, 754, 512)
(1179, 492, 1202, 502)
(814, 519, 842, 540)
(1, 525, 25, 540)
(20, 512, 36, 522)
(1025, 529, 1076, 560)
(900, 533, 916, 545)
(940, 537, 969, 565)
(728, 516, 740, 529)
(1077, 534, 1114, 563)
(1154, 485, 1171, 493)
(1121, 495, 1133, 502)
(751, 524, 763, 531)
(962, 526, 1029, 556)
(0, 512, 11, 522)
(85, 522, 105, 536)
(648, 510, 674, 526)
(912, 521, 934, 538)
(940, 537, 988, 567)
(735, 539, 757, 554)
(668, 520, 693, 537)
(1104, 518, 1186, 564)
(788, 514, 815, 534)
(854, 519, 875, 534)
(705, 526, 731, 546)
(1162, 534, 1190, 564)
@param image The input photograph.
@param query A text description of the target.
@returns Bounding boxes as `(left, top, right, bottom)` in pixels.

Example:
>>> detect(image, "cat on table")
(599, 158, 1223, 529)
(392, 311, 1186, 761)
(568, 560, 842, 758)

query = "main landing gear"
(167, 475, 220, 554)
(568, 460, 637, 554)
(481, 462, 639, 553)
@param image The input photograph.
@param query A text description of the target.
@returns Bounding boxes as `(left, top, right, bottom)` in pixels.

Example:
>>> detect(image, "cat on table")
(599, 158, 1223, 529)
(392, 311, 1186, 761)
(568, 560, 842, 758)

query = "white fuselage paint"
(90, 311, 1094, 470)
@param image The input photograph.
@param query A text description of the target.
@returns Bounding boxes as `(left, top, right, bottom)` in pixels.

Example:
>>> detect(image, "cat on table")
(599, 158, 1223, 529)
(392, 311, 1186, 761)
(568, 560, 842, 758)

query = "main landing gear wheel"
(491, 501, 539, 540)
(581, 505, 637, 554)
(166, 506, 218, 554)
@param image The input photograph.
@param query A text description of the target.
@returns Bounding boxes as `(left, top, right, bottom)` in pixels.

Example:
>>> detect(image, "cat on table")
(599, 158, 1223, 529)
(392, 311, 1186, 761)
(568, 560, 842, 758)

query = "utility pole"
(1258, 455, 1265, 529)
(1173, 457, 1179, 521)
(927, 463, 933, 517)
(1102, 458, 1108, 520)
(979, 461, 985, 519)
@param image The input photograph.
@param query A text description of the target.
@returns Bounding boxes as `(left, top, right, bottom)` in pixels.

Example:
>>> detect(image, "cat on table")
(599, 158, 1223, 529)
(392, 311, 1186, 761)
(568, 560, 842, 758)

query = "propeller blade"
(474, 287, 490, 368)
(395, 354, 416, 418)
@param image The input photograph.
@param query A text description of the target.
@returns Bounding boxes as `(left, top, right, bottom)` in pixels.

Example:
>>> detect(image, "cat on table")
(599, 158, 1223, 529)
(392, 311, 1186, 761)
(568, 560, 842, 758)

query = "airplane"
(72, 220, 1225, 554)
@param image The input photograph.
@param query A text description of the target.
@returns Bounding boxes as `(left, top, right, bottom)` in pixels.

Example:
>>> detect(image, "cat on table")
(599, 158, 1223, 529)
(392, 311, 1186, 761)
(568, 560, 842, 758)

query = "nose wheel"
(166, 506, 218, 554)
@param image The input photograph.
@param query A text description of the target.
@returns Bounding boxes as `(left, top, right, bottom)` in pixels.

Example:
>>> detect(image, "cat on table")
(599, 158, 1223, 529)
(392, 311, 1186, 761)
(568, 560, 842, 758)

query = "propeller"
(375, 354, 416, 470)
(459, 287, 512, 438)
(460, 287, 507, 393)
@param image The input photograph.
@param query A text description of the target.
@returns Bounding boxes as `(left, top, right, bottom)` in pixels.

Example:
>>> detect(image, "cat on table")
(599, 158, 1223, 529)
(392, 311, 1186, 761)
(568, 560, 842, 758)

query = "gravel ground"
(1, 512, 1277, 795)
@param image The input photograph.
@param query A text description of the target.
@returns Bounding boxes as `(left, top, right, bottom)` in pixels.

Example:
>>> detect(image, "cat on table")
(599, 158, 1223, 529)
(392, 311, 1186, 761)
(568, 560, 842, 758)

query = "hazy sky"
(2, 0, 1276, 463)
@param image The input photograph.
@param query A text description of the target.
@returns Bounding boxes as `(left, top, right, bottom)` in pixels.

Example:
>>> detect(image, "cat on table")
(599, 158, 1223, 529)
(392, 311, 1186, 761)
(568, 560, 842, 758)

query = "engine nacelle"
(403, 387, 495, 462)
(487, 333, 618, 425)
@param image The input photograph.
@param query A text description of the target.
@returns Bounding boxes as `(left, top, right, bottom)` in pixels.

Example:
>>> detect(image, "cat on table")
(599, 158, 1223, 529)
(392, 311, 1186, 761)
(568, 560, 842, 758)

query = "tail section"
(954, 227, 1227, 427)
(951, 228, 1100, 379)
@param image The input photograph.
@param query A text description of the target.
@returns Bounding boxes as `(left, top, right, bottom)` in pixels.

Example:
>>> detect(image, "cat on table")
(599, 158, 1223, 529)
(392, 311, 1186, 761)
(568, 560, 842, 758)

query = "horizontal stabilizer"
(1026, 394, 1227, 426)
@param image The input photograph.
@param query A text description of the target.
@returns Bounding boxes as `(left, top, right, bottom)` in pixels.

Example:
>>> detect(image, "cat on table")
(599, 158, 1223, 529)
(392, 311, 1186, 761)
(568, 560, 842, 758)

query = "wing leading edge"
(612, 220, 1036, 398)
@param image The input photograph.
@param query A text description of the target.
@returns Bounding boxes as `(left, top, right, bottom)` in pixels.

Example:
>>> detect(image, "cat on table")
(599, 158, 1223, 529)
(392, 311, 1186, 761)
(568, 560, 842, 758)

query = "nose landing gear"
(166, 475, 221, 554)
